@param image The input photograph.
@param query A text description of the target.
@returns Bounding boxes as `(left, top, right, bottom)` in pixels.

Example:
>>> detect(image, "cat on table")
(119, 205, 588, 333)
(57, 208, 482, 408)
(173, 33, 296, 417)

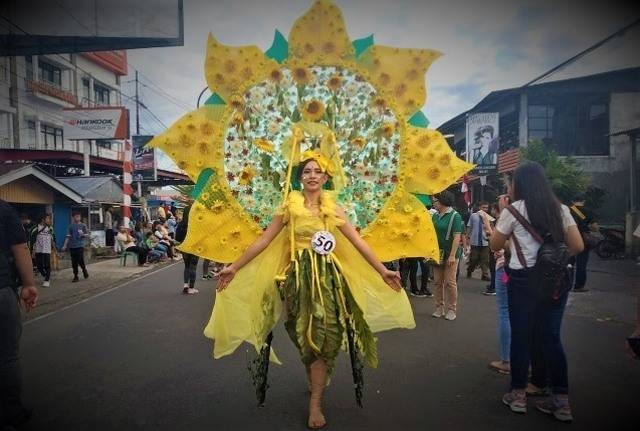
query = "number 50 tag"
(311, 231, 336, 255)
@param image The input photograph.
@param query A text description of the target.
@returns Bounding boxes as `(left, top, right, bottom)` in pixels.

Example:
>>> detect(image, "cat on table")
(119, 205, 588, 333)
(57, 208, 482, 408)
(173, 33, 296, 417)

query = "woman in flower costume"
(209, 149, 413, 428)
(146, 1, 474, 427)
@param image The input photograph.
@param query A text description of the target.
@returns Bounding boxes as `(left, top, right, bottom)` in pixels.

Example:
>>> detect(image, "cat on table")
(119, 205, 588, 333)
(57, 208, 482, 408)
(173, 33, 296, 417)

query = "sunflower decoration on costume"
(148, 0, 473, 263)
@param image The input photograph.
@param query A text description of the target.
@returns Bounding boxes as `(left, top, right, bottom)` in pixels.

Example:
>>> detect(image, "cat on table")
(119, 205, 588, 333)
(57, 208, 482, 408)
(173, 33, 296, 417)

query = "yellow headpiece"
(299, 150, 336, 177)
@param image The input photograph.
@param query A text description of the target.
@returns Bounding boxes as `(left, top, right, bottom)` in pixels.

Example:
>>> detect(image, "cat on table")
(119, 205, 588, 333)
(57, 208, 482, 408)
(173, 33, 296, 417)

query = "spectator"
(133, 221, 145, 247)
(104, 207, 114, 247)
(144, 232, 167, 263)
(466, 201, 491, 284)
(166, 213, 177, 240)
(404, 258, 432, 298)
(153, 221, 175, 259)
(569, 194, 596, 292)
(431, 191, 463, 321)
(490, 161, 583, 422)
(61, 212, 90, 282)
(19, 214, 34, 238)
(116, 226, 149, 266)
(175, 206, 198, 294)
(30, 214, 55, 288)
(0, 199, 38, 429)
(487, 202, 510, 374)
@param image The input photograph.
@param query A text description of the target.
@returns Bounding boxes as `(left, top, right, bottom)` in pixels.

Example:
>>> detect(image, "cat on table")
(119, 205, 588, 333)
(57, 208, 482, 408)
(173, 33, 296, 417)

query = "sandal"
(488, 360, 510, 375)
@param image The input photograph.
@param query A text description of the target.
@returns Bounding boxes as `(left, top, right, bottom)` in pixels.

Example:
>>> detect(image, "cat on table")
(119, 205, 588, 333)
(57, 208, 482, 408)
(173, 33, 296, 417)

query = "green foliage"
(521, 140, 592, 205)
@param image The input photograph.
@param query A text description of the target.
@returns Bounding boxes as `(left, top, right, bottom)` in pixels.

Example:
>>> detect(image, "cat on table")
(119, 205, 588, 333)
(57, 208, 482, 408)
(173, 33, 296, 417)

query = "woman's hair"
(512, 161, 564, 241)
(437, 191, 455, 207)
(40, 213, 50, 222)
(292, 158, 334, 191)
(145, 232, 152, 238)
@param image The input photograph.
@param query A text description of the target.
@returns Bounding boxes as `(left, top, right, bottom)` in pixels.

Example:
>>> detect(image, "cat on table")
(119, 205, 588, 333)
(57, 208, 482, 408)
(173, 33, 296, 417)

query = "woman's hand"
(381, 269, 402, 292)
(498, 194, 510, 212)
(447, 255, 457, 267)
(216, 265, 237, 292)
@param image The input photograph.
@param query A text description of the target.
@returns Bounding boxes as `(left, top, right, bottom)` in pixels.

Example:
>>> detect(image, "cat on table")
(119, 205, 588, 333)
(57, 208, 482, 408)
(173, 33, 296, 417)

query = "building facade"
(0, 51, 128, 173)
(438, 68, 640, 228)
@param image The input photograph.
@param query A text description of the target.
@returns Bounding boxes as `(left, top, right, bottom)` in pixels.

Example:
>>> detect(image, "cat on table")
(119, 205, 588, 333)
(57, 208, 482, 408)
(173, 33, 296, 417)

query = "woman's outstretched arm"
(217, 215, 285, 291)
(335, 207, 401, 291)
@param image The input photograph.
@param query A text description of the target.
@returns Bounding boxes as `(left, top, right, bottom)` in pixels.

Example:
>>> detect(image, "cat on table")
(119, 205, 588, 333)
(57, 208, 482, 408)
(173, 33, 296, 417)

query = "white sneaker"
(187, 288, 199, 294)
(42, 280, 50, 287)
(444, 310, 457, 320)
(183, 283, 189, 289)
(432, 308, 445, 318)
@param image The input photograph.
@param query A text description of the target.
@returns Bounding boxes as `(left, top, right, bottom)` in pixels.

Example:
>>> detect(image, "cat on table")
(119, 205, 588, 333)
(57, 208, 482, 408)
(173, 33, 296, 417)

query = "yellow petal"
(402, 127, 474, 195)
(358, 45, 441, 117)
(287, 0, 354, 66)
(205, 34, 280, 102)
(147, 105, 227, 180)
(178, 201, 261, 263)
(361, 189, 439, 261)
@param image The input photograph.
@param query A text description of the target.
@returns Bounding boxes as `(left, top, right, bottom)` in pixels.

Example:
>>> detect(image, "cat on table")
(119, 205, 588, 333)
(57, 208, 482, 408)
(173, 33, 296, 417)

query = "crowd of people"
(1, 160, 639, 429)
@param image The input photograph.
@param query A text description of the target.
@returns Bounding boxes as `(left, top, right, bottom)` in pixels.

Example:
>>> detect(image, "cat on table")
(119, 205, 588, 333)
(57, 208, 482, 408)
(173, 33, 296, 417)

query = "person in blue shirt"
(61, 212, 90, 282)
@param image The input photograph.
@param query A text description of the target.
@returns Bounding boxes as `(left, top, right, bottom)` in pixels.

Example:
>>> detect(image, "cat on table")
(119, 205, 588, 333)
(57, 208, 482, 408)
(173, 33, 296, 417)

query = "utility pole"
(135, 70, 140, 135)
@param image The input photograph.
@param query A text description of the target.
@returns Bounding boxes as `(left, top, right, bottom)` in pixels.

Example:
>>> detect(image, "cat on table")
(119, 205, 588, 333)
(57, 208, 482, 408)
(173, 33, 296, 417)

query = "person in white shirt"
(116, 226, 148, 266)
(490, 161, 583, 422)
(31, 214, 55, 287)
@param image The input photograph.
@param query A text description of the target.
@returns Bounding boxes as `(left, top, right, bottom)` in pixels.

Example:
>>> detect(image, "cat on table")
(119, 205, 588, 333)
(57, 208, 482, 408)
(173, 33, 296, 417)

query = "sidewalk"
(27, 257, 180, 321)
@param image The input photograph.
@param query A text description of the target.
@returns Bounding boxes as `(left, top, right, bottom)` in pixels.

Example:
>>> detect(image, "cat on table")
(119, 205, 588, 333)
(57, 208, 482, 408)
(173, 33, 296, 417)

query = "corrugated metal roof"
(57, 176, 119, 197)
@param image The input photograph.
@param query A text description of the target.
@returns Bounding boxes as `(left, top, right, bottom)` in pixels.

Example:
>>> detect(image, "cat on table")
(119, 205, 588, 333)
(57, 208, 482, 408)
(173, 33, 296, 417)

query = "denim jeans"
(0, 287, 24, 427)
(507, 268, 569, 394)
(182, 253, 199, 288)
(573, 248, 590, 289)
(495, 267, 510, 362)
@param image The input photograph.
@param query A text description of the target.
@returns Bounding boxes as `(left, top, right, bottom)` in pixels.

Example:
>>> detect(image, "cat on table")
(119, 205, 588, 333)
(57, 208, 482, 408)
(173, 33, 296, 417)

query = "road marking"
(24, 262, 180, 326)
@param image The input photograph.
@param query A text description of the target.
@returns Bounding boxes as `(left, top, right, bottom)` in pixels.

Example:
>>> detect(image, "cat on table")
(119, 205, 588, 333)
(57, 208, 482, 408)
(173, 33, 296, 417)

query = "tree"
(520, 140, 595, 205)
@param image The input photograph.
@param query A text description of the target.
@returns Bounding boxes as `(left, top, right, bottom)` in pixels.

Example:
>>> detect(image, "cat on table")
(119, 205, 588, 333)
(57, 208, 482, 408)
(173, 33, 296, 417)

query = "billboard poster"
(132, 135, 156, 181)
(466, 112, 499, 175)
(63, 107, 128, 140)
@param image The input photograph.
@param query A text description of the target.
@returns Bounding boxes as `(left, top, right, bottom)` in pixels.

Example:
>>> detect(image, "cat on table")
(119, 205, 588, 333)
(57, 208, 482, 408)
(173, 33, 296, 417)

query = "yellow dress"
(203, 191, 415, 371)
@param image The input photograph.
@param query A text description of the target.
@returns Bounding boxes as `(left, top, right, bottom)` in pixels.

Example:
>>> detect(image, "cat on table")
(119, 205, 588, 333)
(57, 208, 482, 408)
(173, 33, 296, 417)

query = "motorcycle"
(595, 227, 625, 259)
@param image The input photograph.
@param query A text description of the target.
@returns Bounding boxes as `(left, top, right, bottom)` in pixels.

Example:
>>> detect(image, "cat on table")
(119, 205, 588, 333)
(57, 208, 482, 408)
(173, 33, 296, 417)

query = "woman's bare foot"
(308, 404, 326, 429)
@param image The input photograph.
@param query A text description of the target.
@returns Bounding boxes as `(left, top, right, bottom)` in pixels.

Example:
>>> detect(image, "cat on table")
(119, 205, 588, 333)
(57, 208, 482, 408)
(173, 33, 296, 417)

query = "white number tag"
(311, 231, 336, 255)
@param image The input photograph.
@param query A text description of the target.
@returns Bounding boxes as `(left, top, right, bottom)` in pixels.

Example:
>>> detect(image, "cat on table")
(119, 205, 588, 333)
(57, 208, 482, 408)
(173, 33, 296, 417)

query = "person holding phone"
(61, 212, 90, 282)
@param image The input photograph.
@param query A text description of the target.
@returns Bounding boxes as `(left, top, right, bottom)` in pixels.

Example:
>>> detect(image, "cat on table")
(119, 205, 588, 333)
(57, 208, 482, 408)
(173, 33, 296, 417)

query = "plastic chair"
(117, 240, 138, 267)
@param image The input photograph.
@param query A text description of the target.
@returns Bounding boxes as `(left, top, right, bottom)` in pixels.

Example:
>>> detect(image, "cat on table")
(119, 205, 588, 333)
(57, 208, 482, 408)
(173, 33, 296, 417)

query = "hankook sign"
(63, 107, 128, 140)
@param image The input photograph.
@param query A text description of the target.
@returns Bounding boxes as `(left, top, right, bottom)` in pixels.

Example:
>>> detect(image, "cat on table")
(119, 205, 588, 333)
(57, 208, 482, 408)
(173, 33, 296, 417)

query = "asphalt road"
(20, 261, 640, 430)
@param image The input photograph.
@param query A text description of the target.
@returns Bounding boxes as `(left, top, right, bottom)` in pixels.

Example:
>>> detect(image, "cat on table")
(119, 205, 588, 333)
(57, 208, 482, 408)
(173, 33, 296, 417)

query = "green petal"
(408, 111, 430, 128)
(352, 34, 374, 58)
(265, 29, 288, 64)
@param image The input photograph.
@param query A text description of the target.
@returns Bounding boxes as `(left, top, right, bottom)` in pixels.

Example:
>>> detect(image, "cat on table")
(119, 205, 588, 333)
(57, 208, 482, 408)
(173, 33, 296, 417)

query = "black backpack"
(506, 205, 571, 301)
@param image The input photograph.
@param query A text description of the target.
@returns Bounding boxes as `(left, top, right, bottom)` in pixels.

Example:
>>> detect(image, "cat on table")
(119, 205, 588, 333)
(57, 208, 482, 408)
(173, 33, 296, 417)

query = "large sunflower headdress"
(149, 0, 473, 263)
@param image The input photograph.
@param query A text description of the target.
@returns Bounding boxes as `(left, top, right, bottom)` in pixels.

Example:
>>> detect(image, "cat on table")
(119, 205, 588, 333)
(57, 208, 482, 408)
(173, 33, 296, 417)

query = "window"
(26, 120, 36, 148)
(528, 105, 554, 143)
(25, 56, 33, 80)
(528, 94, 609, 156)
(82, 78, 90, 100)
(38, 61, 62, 87)
(0, 58, 7, 82)
(40, 124, 63, 149)
(94, 83, 110, 106)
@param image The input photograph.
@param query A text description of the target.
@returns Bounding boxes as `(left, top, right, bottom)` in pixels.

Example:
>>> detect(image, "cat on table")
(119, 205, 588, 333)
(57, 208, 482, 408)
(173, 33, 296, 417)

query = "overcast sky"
(123, 0, 639, 170)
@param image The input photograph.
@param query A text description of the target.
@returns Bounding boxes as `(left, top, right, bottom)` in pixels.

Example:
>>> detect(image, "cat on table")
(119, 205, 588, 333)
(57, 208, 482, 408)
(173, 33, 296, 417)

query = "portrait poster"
(466, 113, 499, 175)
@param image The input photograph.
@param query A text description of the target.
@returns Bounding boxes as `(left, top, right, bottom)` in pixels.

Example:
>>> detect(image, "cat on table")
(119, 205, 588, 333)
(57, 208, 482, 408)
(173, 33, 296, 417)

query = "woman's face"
(300, 160, 327, 192)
